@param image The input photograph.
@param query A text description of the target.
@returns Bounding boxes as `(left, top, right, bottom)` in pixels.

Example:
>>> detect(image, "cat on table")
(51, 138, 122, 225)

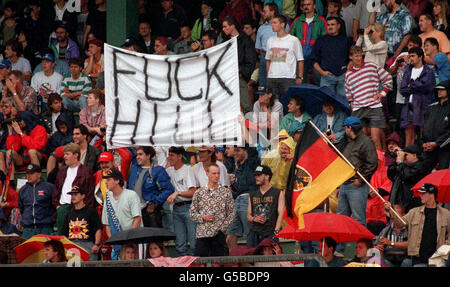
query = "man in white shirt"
(166, 146, 197, 256)
(266, 15, 304, 102)
(31, 53, 63, 113)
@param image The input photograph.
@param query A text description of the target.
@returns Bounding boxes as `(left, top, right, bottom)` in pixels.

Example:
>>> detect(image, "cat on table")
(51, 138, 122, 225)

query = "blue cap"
(344, 116, 362, 127)
(42, 53, 55, 63)
(0, 59, 11, 69)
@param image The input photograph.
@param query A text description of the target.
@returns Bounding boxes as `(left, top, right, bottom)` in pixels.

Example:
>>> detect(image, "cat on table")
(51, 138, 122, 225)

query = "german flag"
(285, 121, 355, 229)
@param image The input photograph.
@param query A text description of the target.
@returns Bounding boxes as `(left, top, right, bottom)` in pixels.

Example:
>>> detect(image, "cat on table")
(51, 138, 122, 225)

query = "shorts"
(352, 107, 386, 129)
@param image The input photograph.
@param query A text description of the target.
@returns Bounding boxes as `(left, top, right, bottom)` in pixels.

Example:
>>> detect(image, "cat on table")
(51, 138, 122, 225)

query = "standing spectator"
(76, 0, 90, 46)
(384, 184, 450, 267)
(78, 88, 105, 139)
(94, 151, 117, 206)
(247, 165, 284, 247)
(3, 70, 39, 115)
(53, 143, 95, 234)
(421, 81, 450, 171)
(313, 16, 349, 96)
(18, 164, 54, 239)
(375, 0, 414, 59)
(305, 237, 347, 267)
(226, 146, 260, 252)
(50, 23, 80, 63)
(51, 0, 78, 43)
(83, 38, 104, 88)
(128, 146, 174, 229)
(219, 0, 251, 28)
(279, 96, 312, 137)
(266, 15, 304, 101)
(326, 0, 347, 37)
(102, 169, 142, 260)
(432, 0, 449, 37)
(242, 19, 258, 44)
(62, 185, 102, 261)
(156, 0, 188, 47)
(399, 47, 435, 146)
(173, 25, 194, 54)
(194, 146, 230, 187)
(338, 116, 378, 227)
(312, 100, 347, 146)
(355, 23, 388, 68)
(418, 14, 450, 58)
(83, 0, 107, 49)
(384, 132, 402, 167)
(341, 0, 356, 41)
(387, 144, 428, 213)
(60, 58, 92, 112)
(289, 0, 327, 85)
(136, 20, 155, 54)
(165, 146, 197, 256)
(190, 163, 235, 258)
(192, 1, 219, 41)
(4, 39, 32, 83)
(424, 37, 450, 83)
(345, 46, 393, 150)
(222, 16, 257, 114)
(352, 0, 373, 42)
(30, 53, 63, 113)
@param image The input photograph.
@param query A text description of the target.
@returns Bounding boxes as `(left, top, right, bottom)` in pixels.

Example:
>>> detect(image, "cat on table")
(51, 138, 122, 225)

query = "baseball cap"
(435, 80, 450, 90)
(0, 59, 11, 69)
(42, 53, 55, 62)
(254, 165, 272, 177)
(67, 185, 85, 195)
(344, 116, 362, 127)
(255, 86, 273, 95)
(403, 144, 420, 155)
(102, 168, 123, 181)
(98, 152, 114, 163)
(26, 164, 41, 173)
(417, 183, 438, 195)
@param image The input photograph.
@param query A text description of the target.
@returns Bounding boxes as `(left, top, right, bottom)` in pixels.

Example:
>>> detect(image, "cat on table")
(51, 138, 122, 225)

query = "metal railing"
(2, 253, 328, 267)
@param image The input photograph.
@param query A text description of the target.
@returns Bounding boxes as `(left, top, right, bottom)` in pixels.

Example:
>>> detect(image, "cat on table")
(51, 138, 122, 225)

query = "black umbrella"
(104, 227, 176, 245)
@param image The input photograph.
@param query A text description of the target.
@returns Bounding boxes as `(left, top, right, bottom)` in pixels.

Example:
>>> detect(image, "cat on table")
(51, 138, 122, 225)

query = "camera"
(2, 118, 19, 125)
(397, 58, 405, 64)
(100, 127, 106, 133)
(357, 29, 364, 35)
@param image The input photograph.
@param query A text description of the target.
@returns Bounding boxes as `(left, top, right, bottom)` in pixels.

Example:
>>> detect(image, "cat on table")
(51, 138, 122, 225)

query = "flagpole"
(308, 121, 406, 225)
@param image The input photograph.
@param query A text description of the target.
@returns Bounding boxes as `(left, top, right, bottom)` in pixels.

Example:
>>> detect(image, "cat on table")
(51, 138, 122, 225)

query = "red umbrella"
(412, 169, 450, 203)
(276, 212, 375, 243)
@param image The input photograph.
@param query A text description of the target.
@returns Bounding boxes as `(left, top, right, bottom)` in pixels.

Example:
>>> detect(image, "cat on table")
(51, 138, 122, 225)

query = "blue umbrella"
(280, 84, 351, 118)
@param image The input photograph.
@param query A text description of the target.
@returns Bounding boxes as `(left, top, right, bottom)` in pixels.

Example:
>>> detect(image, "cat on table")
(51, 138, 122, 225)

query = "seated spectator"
(424, 37, 450, 83)
(135, 20, 155, 54)
(261, 135, 295, 191)
(279, 96, 312, 137)
(352, 238, 374, 263)
(45, 113, 73, 158)
(366, 188, 389, 236)
(418, 14, 450, 59)
(355, 23, 388, 68)
(119, 243, 138, 260)
(31, 53, 64, 113)
(384, 132, 402, 167)
(305, 236, 347, 267)
(374, 203, 409, 267)
(60, 57, 92, 112)
(1, 1, 17, 45)
(40, 93, 73, 138)
(79, 88, 106, 140)
(43, 240, 68, 263)
(173, 25, 193, 54)
(432, 0, 449, 38)
(251, 86, 283, 139)
(191, 1, 219, 41)
(4, 39, 32, 83)
(3, 70, 39, 115)
(32, 52, 70, 79)
(145, 241, 168, 259)
(312, 100, 347, 146)
(15, 27, 40, 71)
(399, 47, 435, 146)
(0, 59, 12, 94)
(83, 38, 104, 88)
(388, 144, 428, 213)
(251, 238, 294, 267)
(154, 37, 175, 56)
(50, 22, 80, 63)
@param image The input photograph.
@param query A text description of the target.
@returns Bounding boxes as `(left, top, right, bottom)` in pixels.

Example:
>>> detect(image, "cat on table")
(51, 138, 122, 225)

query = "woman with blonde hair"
(356, 23, 388, 68)
(433, 0, 449, 37)
(119, 243, 139, 260)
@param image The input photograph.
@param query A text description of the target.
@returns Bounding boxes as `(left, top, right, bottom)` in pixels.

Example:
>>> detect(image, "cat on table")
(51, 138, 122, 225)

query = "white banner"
(104, 37, 242, 148)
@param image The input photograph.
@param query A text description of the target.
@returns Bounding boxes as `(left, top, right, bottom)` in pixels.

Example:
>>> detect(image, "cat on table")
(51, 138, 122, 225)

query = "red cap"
(98, 152, 114, 163)
(54, 146, 64, 158)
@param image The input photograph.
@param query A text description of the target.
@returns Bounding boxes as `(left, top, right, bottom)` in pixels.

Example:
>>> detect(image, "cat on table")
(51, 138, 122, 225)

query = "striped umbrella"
(14, 234, 90, 264)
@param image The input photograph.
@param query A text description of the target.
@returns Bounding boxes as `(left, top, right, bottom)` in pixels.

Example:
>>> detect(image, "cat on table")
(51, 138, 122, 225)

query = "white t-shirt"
(11, 57, 31, 74)
(294, 114, 304, 123)
(166, 165, 196, 202)
(193, 161, 230, 187)
(31, 71, 63, 103)
(59, 165, 79, 205)
(102, 189, 143, 229)
(326, 115, 334, 130)
(409, 66, 424, 103)
(266, 34, 304, 79)
(305, 17, 314, 25)
(51, 112, 60, 133)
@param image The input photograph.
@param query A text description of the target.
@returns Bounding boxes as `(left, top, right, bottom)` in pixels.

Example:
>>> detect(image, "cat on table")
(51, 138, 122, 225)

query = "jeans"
(161, 202, 174, 233)
(22, 226, 53, 239)
(266, 77, 296, 114)
(304, 59, 320, 86)
(226, 194, 250, 237)
(173, 203, 197, 256)
(63, 96, 87, 112)
(246, 230, 279, 247)
(337, 183, 369, 226)
(320, 73, 345, 96)
(258, 52, 267, 87)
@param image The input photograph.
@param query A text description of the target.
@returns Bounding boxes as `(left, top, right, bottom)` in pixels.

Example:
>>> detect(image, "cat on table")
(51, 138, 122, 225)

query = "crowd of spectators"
(0, 0, 449, 267)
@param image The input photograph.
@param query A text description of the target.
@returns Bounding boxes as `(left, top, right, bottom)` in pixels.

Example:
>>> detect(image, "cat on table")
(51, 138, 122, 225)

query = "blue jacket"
(18, 180, 55, 228)
(312, 109, 347, 143)
(128, 161, 174, 206)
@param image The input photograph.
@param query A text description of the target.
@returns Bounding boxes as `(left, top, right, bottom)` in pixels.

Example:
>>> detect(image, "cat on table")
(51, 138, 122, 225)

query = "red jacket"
(6, 125, 48, 155)
(1, 186, 18, 219)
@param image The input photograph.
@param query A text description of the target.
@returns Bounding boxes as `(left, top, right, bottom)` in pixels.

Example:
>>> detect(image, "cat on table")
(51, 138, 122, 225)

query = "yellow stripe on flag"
(294, 156, 355, 229)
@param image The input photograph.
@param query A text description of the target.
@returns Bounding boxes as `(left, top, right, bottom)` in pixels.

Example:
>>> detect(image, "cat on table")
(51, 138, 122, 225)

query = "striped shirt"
(345, 61, 393, 110)
(60, 73, 92, 98)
